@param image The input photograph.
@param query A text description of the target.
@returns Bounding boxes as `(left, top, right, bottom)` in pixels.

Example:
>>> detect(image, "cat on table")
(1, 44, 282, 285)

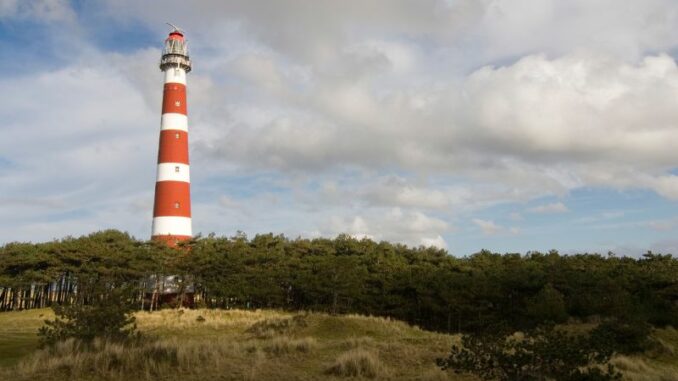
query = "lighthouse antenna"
(166, 22, 183, 34)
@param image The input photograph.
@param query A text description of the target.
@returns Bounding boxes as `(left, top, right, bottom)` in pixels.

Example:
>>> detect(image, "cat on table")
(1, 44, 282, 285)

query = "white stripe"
(156, 163, 190, 182)
(152, 216, 192, 236)
(160, 113, 188, 132)
(164, 68, 187, 85)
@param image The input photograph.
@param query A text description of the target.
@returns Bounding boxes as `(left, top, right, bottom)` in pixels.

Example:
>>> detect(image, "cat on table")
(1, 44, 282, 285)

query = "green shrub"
(526, 283, 568, 324)
(437, 324, 622, 381)
(38, 281, 138, 347)
(591, 319, 653, 355)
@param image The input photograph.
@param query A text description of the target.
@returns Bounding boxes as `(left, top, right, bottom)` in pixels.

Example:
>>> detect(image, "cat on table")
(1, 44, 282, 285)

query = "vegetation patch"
(2, 308, 678, 381)
(437, 324, 622, 380)
(246, 315, 308, 339)
(3, 231, 677, 338)
(262, 337, 316, 356)
(326, 349, 385, 378)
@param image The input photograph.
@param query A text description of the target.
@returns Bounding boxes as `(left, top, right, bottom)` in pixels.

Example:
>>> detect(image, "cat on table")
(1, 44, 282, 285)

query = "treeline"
(1, 230, 677, 333)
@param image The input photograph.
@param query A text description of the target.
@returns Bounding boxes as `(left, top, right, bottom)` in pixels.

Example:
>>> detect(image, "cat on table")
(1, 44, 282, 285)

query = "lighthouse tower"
(151, 25, 192, 246)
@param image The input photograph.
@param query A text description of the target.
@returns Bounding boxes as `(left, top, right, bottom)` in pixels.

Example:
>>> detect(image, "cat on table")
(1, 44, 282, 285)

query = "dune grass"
(609, 326, 678, 381)
(0, 308, 677, 380)
(0, 308, 458, 380)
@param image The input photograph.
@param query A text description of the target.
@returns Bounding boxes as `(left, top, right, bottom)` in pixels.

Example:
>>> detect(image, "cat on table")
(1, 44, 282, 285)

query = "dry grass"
(607, 326, 678, 381)
(340, 336, 376, 349)
(3, 309, 676, 381)
(261, 336, 317, 355)
(246, 314, 308, 339)
(0, 308, 459, 380)
(611, 355, 678, 381)
(326, 349, 386, 378)
(135, 308, 292, 333)
(14, 338, 181, 380)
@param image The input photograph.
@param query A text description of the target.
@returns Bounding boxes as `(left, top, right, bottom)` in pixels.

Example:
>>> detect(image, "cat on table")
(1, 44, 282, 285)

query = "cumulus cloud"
(91, 1, 678, 204)
(2, 0, 677, 253)
(198, 51, 678, 204)
(326, 209, 449, 248)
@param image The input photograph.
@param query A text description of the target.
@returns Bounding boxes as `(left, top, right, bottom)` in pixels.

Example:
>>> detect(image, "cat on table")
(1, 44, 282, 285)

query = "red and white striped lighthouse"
(151, 25, 192, 246)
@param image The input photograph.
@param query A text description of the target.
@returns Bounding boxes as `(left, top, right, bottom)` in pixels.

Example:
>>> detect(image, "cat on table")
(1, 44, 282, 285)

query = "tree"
(38, 276, 139, 347)
(437, 325, 621, 381)
(526, 283, 568, 324)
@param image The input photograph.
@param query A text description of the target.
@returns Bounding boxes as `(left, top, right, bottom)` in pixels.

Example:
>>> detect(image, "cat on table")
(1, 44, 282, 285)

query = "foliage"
(1, 230, 678, 337)
(437, 325, 622, 381)
(526, 283, 568, 324)
(38, 277, 139, 347)
(590, 319, 653, 355)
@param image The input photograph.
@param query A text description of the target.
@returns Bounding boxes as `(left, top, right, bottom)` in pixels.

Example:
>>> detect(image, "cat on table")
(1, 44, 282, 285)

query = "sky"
(1, 0, 677, 256)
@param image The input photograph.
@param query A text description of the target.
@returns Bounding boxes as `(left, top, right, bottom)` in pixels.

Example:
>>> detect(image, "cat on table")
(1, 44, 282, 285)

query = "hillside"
(1, 308, 677, 381)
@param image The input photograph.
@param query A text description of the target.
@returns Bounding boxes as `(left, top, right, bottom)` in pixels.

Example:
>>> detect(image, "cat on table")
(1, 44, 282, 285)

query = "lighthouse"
(151, 25, 192, 246)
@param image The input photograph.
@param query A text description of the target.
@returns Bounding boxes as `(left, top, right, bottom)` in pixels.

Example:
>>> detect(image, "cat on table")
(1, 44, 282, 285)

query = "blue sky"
(1, 0, 677, 256)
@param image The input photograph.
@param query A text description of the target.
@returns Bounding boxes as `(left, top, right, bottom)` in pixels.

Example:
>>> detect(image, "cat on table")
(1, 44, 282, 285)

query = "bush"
(526, 283, 568, 324)
(437, 324, 622, 381)
(38, 281, 139, 347)
(590, 319, 653, 355)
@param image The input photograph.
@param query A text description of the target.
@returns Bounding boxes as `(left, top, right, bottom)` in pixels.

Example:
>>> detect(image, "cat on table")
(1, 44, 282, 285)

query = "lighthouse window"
(174, 202, 180, 209)
(175, 101, 181, 107)
(175, 132, 180, 139)
(175, 166, 180, 173)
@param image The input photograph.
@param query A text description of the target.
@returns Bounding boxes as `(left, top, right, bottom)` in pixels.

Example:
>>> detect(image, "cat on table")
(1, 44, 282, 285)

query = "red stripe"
(157, 130, 189, 164)
(162, 83, 187, 115)
(152, 235, 192, 247)
(153, 181, 191, 217)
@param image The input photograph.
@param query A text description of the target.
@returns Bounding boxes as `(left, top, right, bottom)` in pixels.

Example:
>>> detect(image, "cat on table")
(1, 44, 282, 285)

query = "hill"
(1, 308, 677, 381)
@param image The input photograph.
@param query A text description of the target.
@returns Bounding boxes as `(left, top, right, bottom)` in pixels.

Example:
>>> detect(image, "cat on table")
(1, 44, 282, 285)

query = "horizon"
(1, 0, 677, 256)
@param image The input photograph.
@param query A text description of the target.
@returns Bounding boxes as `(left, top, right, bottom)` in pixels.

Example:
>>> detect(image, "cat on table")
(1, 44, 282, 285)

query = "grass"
(0, 309, 53, 367)
(0, 308, 457, 380)
(0, 308, 676, 380)
(609, 327, 678, 381)
(326, 348, 385, 378)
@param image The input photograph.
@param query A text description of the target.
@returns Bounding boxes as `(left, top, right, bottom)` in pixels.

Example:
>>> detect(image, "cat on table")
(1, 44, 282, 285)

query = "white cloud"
(84, 1, 678, 205)
(420, 235, 448, 249)
(196, 50, 678, 204)
(2, 0, 678, 254)
(472, 218, 501, 236)
(0, 51, 158, 242)
(528, 202, 569, 214)
(472, 218, 521, 237)
(326, 209, 448, 248)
